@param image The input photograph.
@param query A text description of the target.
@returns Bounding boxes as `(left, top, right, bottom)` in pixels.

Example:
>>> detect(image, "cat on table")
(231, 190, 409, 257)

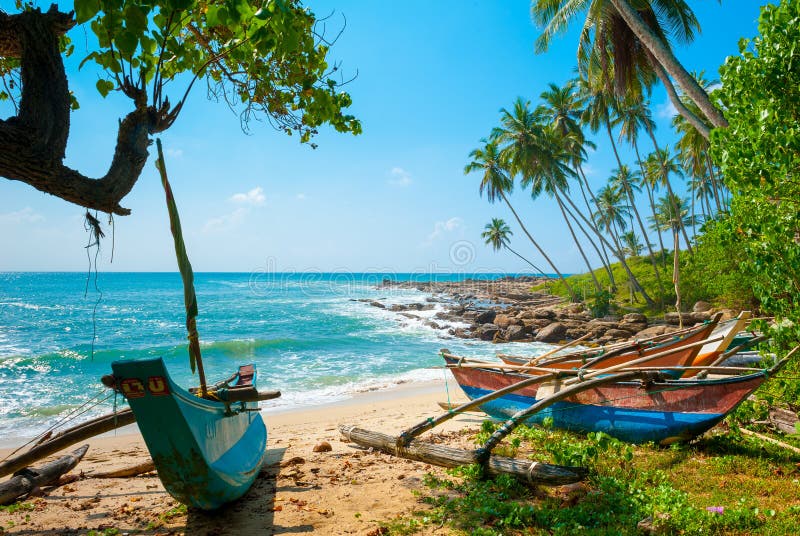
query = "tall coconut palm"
(464, 138, 577, 300)
(620, 231, 643, 257)
(649, 193, 694, 326)
(644, 145, 693, 254)
(482, 218, 547, 275)
(539, 81, 617, 287)
(532, 0, 723, 138)
(492, 99, 602, 294)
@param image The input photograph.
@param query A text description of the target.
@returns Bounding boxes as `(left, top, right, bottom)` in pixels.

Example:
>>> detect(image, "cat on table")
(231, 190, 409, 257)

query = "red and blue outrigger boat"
(442, 351, 789, 445)
(104, 141, 279, 509)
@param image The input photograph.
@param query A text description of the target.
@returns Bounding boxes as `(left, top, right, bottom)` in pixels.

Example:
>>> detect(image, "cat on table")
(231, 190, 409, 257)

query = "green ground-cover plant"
(381, 423, 800, 535)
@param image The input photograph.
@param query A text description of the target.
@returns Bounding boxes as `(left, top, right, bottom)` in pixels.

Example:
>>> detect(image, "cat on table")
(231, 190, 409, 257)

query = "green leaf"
(96, 79, 115, 98)
(74, 0, 101, 24)
(115, 31, 139, 57)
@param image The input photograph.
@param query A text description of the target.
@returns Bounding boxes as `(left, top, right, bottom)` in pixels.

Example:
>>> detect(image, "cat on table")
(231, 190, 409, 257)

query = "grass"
(533, 251, 678, 316)
(380, 420, 800, 535)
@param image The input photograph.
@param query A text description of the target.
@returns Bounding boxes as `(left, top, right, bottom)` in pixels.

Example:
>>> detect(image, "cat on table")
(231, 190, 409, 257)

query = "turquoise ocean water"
(0, 272, 554, 445)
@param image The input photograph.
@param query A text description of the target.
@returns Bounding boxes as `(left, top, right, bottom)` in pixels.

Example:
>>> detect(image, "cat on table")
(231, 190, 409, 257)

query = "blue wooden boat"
(443, 354, 783, 445)
(110, 357, 269, 510)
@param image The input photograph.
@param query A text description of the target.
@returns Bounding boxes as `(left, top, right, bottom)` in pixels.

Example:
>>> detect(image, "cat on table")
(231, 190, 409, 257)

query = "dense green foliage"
(73, 0, 361, 141)
(680, 220, 758, 312)
(711, 0, 800, 345)
(383, 425, 800, 535)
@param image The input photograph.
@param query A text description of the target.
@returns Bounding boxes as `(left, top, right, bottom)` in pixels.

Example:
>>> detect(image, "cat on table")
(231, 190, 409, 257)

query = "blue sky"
(0, 0, 761, 273)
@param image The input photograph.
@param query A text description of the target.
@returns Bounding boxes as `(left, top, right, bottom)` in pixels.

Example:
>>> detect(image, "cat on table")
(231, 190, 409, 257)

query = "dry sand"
(0, 379, 484, 535)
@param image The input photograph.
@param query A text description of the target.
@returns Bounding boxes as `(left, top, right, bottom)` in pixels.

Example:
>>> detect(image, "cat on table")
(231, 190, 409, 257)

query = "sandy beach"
(0, 378, 482, 535)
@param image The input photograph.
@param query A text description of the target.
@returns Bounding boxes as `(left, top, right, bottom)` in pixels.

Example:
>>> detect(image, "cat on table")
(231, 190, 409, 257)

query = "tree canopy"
(0, 0, 361, 215)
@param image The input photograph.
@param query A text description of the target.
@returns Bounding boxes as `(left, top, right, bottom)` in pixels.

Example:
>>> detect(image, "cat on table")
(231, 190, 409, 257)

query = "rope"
(0, 389, 113, 462)
(442, 364, 453, 413)
(83, 211, 103, 362)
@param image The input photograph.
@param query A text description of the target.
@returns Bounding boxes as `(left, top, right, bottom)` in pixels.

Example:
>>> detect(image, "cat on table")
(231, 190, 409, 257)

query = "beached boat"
(109, 358, 274, 509)
(494, 317, 720, 375)
(443, 353, 782, 444)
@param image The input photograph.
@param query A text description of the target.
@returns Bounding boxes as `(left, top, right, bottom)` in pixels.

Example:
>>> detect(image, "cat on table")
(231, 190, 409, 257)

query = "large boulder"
(604, 328, 634, 341)
(478, 323, 500, 341)
(505, 325, 527, 341)
(664, 311, 711, 325)
(622, 313, 648, 324)
(475, 310, 497, 324)
(494, 313, 518, 329)
(532, 308, 557, 320)
(635, 325, 676, 338)
(692, 301, 712, 313)
(535, 322, 567, 343)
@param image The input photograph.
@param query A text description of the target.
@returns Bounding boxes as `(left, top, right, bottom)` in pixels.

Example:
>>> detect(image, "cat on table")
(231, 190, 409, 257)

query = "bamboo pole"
(0, 410, 135, 479)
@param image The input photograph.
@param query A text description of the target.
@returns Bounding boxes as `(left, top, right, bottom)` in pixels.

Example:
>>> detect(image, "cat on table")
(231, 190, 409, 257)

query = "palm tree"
(620, 231, 643, 257)
(482, 218, 547, 275)
(644, 145, 693, 255)
(538, 82, 619, 287)
(464, 138, 577, 300)
(492, 98, 602, 294)
(649, 193, 694, 326)
(532, 0, 724, 138)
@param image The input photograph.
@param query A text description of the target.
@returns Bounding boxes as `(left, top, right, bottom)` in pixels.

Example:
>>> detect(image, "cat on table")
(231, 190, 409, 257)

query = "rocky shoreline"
(366, 276, 729, 345)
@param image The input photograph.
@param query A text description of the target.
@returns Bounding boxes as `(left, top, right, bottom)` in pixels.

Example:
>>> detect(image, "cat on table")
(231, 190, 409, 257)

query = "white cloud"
(230, 187, 266, 206)
(166, 147, 184, 158)
(0, 207, 45, 224)
(203, 208, 248, 233)
(656, 99, 678, 119)
(388, 167, 412, 187)
(424, 217, 463, 245)
(581, 164, 597, 177)
(296, 193, 307, 200)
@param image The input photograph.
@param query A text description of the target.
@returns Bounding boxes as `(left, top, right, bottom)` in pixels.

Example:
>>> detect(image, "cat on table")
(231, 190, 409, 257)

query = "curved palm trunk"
(565, 184, 617, 291)
(577, 165, 617, 285)
(649, 59, 712, 140)
(672, 226, 682, 328)
(645, 125, 694, 255)
(705, 153, 723, 212)
(610, 0, 727, 130)
(622, 178, 666, 299)
(505, 245, 547, 277)
(633, 141, 666, 253)
(562, 194, 655, 307)
(554, 190, 602, 292)
(499, 190, 577, 301)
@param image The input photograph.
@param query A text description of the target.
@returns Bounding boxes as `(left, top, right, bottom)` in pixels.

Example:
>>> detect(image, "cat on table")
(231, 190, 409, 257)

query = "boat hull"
(445, 357, 766, 444)
(112, 358, 266, 510)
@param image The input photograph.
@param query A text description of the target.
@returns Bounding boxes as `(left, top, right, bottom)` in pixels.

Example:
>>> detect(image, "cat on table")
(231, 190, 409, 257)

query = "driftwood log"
(87, 460, 155, 479)
(0, 445, 88, 504)
(0, 409, 135, 479)
(768, 407, 800, 436)
(339, 426, 587, 486)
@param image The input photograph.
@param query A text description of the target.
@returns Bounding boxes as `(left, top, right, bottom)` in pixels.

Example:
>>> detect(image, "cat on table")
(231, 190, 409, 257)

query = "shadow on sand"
(183, 447, 314, 535)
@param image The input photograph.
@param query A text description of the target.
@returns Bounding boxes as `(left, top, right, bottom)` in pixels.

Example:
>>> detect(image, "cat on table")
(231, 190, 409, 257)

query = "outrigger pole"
(155, 139, 208, 397)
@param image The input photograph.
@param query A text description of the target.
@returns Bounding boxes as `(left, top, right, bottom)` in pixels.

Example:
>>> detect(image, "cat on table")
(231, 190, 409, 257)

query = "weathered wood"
(339, 426, 587, 486)
(768, 407, 800, 436)
(526, 333, 593, 365)
(87, 460, 155, 479)
(740, 428, 800, 455)
(0, 409, 135, 479)
(0, 445, 88, 504)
